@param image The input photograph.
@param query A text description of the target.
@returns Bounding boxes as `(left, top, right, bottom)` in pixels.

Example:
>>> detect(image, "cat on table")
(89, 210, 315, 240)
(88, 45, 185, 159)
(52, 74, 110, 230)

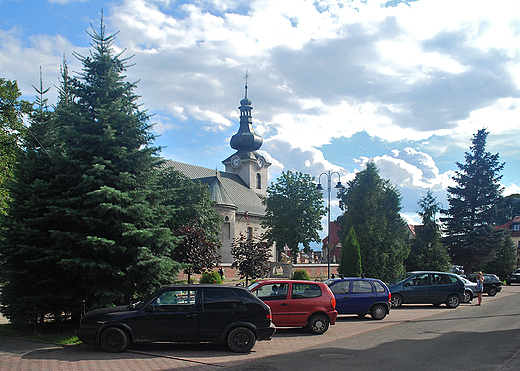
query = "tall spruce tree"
(1, 19, 182, 325)
(337, 161, 408, 281)
(405, 190, 450, 272)
(0, 76, 61, 326)
(441, 129, 505, 273)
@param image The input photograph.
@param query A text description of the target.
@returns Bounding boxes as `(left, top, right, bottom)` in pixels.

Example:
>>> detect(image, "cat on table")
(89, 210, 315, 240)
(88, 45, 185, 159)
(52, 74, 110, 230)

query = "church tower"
(223, 75, 270, 198)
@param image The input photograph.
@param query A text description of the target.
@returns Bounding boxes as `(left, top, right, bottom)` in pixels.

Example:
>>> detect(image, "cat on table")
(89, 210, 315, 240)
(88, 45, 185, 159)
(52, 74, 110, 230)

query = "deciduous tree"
(171, 225, 221, 284)
(262, 170, 325, 262)
(231, 234, 271, 286)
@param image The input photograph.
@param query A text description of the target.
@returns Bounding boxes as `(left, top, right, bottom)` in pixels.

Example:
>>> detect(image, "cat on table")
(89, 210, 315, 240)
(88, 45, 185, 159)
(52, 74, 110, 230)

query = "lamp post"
(316, 171, 344, 279)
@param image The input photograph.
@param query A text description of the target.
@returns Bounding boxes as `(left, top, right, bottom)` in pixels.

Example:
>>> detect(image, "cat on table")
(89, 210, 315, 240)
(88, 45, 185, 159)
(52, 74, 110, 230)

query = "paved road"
(1, 285, 519, 370)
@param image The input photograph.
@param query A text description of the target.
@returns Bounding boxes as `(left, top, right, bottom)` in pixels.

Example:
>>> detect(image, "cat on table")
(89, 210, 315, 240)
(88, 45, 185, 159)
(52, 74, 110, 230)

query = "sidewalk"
(1, 285, 519, 370)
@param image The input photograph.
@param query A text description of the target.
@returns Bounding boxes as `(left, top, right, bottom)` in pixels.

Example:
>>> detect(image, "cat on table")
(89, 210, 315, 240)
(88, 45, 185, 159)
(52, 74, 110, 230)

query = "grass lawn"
(0, 323, 81, 346)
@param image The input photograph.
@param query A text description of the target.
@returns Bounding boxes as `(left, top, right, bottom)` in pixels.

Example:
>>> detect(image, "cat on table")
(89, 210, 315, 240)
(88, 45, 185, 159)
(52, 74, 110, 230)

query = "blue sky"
(2, 0, 520, 240)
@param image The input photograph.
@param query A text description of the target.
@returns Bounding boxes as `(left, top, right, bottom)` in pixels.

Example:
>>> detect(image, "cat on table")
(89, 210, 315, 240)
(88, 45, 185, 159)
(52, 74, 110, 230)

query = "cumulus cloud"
(2, 0, 519, 225)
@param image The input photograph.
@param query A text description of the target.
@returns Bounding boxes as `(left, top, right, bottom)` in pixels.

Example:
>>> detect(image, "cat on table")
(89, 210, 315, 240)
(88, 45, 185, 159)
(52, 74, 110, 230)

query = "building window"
(223, 222, 230, 240)
(512, 224, 520, 231)
(247, 227, 253, 239)
(256, 173, 261, 189)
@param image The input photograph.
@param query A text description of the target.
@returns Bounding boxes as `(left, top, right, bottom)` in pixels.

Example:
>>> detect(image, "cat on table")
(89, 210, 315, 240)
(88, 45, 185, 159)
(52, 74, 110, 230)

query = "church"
(164, 80, 275, 263)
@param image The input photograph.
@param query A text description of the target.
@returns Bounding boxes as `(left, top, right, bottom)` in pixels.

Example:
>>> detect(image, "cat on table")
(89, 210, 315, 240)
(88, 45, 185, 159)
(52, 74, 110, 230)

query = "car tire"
(370, 304, 387, 320)
(307, 314, 330, 334)
(391, 294, 403, 308)
(100, 327, 129, 353)
(488, 287, 497, 296)
(463, 290, 473, 303)
(227, 327, 256, 353)
(445, 294, 460, 308)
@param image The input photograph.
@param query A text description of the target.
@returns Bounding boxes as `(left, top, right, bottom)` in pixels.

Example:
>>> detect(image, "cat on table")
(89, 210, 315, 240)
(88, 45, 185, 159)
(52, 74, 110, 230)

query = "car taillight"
(266, 312, 272, 320)
(330, 297, 336, 309)
(388, 292, 392, 302)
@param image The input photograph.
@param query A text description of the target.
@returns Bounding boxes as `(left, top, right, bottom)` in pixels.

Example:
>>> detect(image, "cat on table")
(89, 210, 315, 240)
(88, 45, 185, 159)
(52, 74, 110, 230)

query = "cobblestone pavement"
(1, 285, 519, 371)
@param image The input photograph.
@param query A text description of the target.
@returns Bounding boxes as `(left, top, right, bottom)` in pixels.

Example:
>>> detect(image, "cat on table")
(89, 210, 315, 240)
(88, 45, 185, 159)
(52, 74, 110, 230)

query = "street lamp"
(316, 171, 344, 279)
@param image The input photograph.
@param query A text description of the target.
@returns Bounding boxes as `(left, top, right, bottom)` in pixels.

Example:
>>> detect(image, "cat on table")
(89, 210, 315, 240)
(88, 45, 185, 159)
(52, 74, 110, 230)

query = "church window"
(256, 173, 261, 189)
(223, 223, 230, 239)
(247, 227, 253, 239)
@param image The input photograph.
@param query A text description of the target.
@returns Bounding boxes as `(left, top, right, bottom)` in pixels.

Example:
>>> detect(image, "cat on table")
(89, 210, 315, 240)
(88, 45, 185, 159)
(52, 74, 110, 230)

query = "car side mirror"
(144, 304, 156, 312)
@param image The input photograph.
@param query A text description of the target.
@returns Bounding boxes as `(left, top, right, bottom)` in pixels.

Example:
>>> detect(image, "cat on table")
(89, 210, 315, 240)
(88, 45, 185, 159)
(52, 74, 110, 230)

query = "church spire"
(230, 71, 263, 152)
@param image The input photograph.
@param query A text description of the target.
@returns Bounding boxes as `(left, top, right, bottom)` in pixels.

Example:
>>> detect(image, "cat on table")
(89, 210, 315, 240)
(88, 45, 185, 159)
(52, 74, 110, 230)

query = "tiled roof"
(163, 160, 265, 216)
(496, 216, 520, 237)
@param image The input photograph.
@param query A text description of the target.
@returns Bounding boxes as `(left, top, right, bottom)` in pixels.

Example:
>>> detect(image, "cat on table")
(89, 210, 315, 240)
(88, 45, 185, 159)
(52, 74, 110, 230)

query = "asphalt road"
(1, 285, 520, 370)
(220, 292, 520, 371)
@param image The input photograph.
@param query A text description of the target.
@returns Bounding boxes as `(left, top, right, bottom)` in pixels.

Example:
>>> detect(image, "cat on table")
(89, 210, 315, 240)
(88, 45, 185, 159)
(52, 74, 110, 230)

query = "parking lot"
(1, 284, 519, 370)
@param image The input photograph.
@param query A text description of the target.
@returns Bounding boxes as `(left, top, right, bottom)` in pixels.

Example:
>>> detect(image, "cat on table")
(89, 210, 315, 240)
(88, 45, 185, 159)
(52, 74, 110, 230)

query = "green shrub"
(292, 269, 310, 280)
(199, 270, 223, 284)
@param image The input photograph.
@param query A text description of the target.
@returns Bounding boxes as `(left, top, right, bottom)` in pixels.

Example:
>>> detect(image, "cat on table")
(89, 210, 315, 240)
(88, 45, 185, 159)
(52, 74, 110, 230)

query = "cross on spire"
(243, 69, 250, 98)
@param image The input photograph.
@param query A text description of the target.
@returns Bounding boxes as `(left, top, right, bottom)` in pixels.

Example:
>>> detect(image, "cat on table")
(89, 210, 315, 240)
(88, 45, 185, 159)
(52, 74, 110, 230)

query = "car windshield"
(323, 279, 337, 286)
(387, 273, 414, 285)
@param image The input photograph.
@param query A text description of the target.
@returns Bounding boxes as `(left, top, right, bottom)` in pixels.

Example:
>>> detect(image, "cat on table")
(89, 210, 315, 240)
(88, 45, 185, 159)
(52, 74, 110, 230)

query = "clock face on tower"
(257, 156, 265, 168)
(231, 155, 241, 168)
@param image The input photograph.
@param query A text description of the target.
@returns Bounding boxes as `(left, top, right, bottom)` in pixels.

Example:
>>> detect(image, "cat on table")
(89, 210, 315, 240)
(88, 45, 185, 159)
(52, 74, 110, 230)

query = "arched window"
(247, 227, 253, 239)
(256, 173, 261, 189)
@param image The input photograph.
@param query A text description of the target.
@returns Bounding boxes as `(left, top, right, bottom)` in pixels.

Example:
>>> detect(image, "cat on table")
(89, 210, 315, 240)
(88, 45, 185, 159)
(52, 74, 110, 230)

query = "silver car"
(460, 277, 478, 303)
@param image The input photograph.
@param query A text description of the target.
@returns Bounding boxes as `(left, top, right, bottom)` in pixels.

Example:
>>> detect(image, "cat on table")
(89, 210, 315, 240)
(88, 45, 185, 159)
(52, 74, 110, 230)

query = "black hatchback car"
(465, 273, 502, 296)
(75, 285, 276, 353)
(506, 268, 520, 285)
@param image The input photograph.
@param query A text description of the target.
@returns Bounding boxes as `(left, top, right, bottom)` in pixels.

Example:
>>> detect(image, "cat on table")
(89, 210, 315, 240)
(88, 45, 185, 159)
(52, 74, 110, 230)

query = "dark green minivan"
(387, 271, 464, 308)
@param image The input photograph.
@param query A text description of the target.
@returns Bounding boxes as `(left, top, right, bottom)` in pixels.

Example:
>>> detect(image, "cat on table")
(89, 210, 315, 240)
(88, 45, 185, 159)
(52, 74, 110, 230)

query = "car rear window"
(372, 281, 386, 293)
(292, 283, 322, 299)
(203, 289, 245, 310)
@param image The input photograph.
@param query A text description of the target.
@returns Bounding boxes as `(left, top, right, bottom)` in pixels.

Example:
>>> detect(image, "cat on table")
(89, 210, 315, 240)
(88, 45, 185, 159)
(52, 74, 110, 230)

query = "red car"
(248, 280, 337, 334)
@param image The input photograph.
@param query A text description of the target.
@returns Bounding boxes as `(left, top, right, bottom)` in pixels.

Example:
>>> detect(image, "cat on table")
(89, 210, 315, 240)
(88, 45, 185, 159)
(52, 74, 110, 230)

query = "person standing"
(476, 271, 484, 306)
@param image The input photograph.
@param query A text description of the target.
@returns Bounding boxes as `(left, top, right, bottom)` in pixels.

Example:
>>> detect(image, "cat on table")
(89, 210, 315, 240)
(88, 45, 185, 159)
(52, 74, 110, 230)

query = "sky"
(2, 0, 520, 241)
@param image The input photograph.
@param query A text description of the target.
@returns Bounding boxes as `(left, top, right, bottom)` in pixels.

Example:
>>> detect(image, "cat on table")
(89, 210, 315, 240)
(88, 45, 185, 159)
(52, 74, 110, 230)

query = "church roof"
(163, 160, 266, 216)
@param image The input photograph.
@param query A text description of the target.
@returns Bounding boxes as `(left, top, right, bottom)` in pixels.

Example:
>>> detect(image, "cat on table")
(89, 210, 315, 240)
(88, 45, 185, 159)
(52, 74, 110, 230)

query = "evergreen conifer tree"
(405, 190, 450, 271)
(337, 161, 408, 281)
(338, 226, 362, 277)
(441, 129, 505, 273)
(1, 19, 182, 325)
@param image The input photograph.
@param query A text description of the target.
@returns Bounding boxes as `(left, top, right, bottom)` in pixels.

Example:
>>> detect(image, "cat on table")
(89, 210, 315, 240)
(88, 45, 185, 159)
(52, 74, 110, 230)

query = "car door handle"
(280, 303, 289, 307)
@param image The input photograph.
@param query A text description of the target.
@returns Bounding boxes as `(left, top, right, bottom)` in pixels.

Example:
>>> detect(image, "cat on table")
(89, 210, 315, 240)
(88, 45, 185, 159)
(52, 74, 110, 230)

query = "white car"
(460, 277, 478, 303)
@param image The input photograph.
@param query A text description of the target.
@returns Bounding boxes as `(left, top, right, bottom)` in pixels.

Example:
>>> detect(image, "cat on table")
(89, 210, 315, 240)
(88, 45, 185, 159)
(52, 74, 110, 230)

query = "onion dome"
(230, 78, 263, 152)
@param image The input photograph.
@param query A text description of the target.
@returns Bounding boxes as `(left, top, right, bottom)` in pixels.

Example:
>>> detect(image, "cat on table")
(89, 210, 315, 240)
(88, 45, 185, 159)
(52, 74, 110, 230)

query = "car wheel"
(227, 327, 256, 353)
(391, 294, 403, 308)
(463, 290, 473, 303)
(506, 279, 511, 285)
(446, 294, 460, 308)
(370, 304, 387, 320)
(488, 287, 497, 296)
(100, 327, 129, 353)
(307, 314, 330, 334)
